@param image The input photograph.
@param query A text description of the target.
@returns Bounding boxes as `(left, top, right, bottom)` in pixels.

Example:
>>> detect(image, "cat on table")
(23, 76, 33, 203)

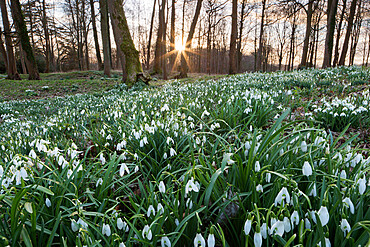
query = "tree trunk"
(179, 0, 203, 78)
(237, 0, 246, 72)
(90, 0, 103, 70)
(229, 0, 237, 74)
(300, 0, 313, 68)
(107, 0, 143, 87)
(10, 0, 40, 80)
(169, 0, 176, 69)
(42, 0, 51, 73)
(146, 0, 157, 69)
(19, 43, 27, 74)
(0, 0, 20, 80)
(0, 28, 8, 72)
(322, 0, 338, 68)
(338, 0, 358, 66)
(257, 0, 266, 71)
(154, 0, 166, 74)
(100, 0, 111, 76)
(332, 0, 347, 66)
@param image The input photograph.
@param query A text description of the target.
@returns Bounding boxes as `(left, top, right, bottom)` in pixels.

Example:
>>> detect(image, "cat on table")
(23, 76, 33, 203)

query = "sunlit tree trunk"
(300, 0, 314, 68)
(169, 0, 176, 69)
(237, 0, 246, 72)
(10, 0, 40, 80)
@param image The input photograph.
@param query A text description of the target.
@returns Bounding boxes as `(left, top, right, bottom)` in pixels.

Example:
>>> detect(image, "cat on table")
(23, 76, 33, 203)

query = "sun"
(175, 41, 185, 52)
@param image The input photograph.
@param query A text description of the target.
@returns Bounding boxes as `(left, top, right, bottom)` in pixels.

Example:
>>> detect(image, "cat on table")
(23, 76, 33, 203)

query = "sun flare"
(175, 42, 186, 52)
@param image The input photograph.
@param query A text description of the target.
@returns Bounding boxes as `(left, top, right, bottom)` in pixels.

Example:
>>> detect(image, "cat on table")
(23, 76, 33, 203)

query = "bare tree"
(229, 0, 237, 74)
(100, 0, 111, 76)
(322, 0, 339, 68)
(90, 0, 103, 70)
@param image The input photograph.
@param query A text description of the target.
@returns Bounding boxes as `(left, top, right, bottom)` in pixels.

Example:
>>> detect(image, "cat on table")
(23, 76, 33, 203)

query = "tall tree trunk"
(179, 0, 203, 78)
(338, 0, 358, 66)
(19, 43, 27, 74)
(0, 28, 8, 72)
(82, 0, 89, 70)
(257, 0, 266, 71)
(333, 0, 347, 66)
(322, 0, 338, 68)
(154, 0, 166, 74)
(229, 0, 237, 74)
(10, 0, 40, 80)
(100, 0, 111, 76)
(169, 0, 176, 69)
(300, 0, 313, 68)
(146, 0, 157, 69)
(90, 0, 103, 70)
(42, 0, 51, 73)
(107, 0, 143, 87)
(0, 0, 20, 80)
(237, 0, 246, 72)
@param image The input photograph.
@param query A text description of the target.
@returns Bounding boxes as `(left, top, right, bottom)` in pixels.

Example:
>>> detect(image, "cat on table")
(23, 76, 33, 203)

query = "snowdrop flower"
(270, 220, 284, 236)
(283, 217, 291, 232)
(302, 161, 312, 176)
(67, 169, 73, 179)
(340, 170, 347, 179)
(254, 231, 262, 247)
(71, 219, 79, 232)
(274, 187, 290, 206)
(261, 223, 267, 239)
(29, 149, 37, 159)
(161, 236, 171, 247)
(120, 163, 130, 176)
(157, 203, 164, 215)
(207, 234, 215, 247)
(255, 161, 261, 172)
(343, 197, 354, 214)
(266, 173, 271, 183)
(147, 205, 155, 217)
(317, 206, 329, 226)
(170, 148, 176, 157)
(158, 181, 166, 193)
(309, 183, 317, 197)
(186, 198, 193, 209)
(99, 153, 106, 165)
(291, 211, 299, 227)
(96, 178, 103, 187)
(163, 152, 168, 159)
(301, 141, 307, 152)
(117, 218, 124, 230)
(185, 178, 199, 196)
(102, 223, 111, 236)
(305, 218, 311, 229)
(357, 178, 366, 195)
(244, 219, 252, 235)
(45, 198, 51, 208)
(142, 225, 152, 240)
(194, 233, 206, 247)
(318, 238, 331, 247)
(340, 219, 351, 236)
(256, 184, 263, 193)
(0, 165, 3, 178)
(119, 243, 126, 247)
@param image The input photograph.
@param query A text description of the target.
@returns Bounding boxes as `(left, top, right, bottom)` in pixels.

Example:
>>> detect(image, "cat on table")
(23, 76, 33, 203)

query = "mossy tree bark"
(10, 0, 40, 80)
(0, 0, 20, 80)
(107, 0, 142, 87)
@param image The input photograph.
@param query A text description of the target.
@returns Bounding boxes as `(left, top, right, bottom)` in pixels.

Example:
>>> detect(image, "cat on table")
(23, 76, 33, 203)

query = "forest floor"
(0, 71, 226, 101)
